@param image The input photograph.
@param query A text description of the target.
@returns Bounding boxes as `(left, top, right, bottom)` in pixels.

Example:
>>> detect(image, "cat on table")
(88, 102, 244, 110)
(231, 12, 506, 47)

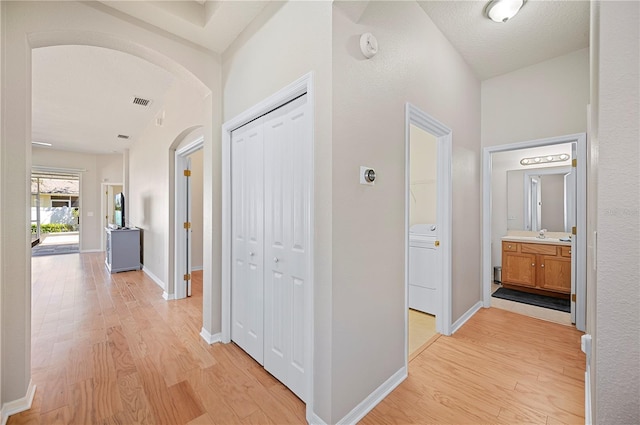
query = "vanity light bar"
(520, 153, 570, 166)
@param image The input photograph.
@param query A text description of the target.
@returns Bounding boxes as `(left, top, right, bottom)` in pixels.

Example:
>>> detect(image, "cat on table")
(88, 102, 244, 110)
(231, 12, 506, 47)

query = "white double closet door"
(231, 94, 310, 402)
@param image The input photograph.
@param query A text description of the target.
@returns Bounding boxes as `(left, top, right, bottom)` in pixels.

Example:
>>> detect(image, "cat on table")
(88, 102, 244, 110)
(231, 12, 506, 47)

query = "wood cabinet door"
(503, 252, 537, 287)
(538, 255, 571, 293)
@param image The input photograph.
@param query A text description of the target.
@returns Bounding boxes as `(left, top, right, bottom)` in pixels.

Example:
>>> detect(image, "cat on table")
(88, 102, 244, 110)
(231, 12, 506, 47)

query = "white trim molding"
(174, 134, 204, 301)
(142, 266, 165, 291)
(404, 103, 454, 378)
(1, 380, 36, 425)
(482, 133, 587, 331)
(200, 328, 221, 344)
(307, 411, 328, 425)
(451, 301, 483, 334)
(336, 367, 407, 425)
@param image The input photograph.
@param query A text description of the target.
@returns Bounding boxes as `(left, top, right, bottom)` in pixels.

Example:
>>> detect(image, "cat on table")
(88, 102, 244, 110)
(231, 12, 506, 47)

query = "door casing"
(175, 136, 203, 300)
(404, 103, 454, 364)
(482, 133, 587, 332)
(221, 73, 315, 419)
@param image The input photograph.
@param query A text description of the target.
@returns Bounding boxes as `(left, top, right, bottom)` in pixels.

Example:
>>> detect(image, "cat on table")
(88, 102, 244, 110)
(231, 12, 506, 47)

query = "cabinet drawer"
(502, 241, 519, 252)
(521, 243, 557, 255)
(560, 246, 572, 257)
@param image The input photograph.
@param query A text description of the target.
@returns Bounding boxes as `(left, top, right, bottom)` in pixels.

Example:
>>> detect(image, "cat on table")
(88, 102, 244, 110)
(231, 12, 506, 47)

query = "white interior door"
(231, 119, 265, 365)
(185, 157, 192, 297)
(263, 95, 310, 402)
(567, 144, 578, 323)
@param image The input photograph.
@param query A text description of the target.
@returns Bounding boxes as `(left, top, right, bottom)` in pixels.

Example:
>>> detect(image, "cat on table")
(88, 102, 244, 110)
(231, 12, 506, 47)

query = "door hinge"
(184, 169, 191, 177)
(572, 294, 576, 302)
(184, 222, 191, 229)
(184, 274, 191, 281)
(572, 226, 577, 235)
(572, 158, 577, 168)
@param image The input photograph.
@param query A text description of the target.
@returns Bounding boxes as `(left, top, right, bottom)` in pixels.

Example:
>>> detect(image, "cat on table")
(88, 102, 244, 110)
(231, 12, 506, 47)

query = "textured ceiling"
(32, 45, 176, 154)
(418, 0, 590, 80)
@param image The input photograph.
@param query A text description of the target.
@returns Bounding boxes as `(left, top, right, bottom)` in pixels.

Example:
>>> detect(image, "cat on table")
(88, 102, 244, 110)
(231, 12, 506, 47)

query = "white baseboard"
(191, 265, 203, 271)
(80, 248, 102, 253)
(200, 328, 221, 344)
(307, 410, 328, 425)
(162, 291, 175, 301)
(142, 266, 165, 290)
(451, 301, 483, 334)
(336, 366, 407, 425)
(585, 368, 592, 425)
(1, 380, 36, 425)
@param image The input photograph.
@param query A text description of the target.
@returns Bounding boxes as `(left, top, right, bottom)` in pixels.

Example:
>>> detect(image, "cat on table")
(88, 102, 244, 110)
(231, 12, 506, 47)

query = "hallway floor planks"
(10, 253, 584, 424)
(362, 307, 585, 425)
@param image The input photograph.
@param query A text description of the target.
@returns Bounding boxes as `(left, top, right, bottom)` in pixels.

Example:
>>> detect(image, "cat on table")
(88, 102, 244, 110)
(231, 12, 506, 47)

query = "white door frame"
(100, 182, 123, 250)
(523, 166, 572, 232)
(404, 103, 453, 367)
(175, 137, 204, 300)
(482, 133, 587, 331)
(221, 73, 314, 415)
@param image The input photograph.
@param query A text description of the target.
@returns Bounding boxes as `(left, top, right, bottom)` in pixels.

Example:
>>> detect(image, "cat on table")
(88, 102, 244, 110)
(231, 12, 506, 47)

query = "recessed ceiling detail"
(132, 96, 152, 107)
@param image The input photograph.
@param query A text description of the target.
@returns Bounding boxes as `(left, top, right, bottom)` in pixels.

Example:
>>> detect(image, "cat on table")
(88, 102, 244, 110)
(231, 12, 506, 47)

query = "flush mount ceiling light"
(484, 0, 526, 23)
(520, 153, 570, 166)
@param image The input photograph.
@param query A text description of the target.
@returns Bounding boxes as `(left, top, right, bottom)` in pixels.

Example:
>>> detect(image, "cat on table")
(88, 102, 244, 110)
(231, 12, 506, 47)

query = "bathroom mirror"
(507, 166, 573, 232)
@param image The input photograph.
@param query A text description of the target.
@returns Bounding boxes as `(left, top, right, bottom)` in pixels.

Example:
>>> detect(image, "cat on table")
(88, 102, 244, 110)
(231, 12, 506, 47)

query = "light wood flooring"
(408, 309, 437, 356)
(10, 253, 584, 424)
(11, 253, 306, 424)
(363, 307, 585, 425)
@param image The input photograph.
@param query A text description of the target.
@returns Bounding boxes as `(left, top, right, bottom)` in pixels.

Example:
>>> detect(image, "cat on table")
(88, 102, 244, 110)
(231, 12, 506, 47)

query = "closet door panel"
(263, 95, 310, 401)
(264, 109, 292, 386)
(231, 119, 264, 365)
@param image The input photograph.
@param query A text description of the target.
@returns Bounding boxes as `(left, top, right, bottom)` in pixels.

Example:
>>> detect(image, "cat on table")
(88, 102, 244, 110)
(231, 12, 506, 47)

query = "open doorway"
(482, 134, 587, 332)
(405, 103, 453, 362)
(101, 182, 123, 250)
(31, 170, 80, 256)
(174, 130, 204, 300)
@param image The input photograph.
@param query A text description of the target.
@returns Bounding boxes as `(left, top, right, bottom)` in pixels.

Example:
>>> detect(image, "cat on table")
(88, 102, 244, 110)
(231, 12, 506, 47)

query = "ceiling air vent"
(117, 134, 130, 140)
(132, 96, 152, 107)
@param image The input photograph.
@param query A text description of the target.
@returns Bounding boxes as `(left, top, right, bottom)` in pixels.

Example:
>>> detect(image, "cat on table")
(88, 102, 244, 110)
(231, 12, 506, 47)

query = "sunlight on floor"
(408, 309, 437, 356)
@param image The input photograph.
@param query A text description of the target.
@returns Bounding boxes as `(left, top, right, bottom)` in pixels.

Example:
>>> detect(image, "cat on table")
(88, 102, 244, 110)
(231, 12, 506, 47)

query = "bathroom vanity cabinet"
(501, 240, 571, 297)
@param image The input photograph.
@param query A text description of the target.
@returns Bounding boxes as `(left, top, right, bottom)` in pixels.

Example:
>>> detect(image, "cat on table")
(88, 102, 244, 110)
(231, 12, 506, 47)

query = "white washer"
(409, 224, 438, 315)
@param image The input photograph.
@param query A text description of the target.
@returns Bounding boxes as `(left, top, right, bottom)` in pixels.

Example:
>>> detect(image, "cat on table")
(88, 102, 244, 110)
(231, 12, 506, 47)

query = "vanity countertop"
(502, 236, 571, 246)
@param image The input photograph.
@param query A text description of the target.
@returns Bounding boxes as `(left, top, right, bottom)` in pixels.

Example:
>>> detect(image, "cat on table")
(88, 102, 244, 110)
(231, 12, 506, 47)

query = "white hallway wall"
(332, 2, 481, 420)
(0, 0, 218, 409)
(482, 47, 589, 290)
(128, 78, 206, 287)
(594, 1, 640, 422)
(32, 148, 123, 251)
(482, 48, 589, 147)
